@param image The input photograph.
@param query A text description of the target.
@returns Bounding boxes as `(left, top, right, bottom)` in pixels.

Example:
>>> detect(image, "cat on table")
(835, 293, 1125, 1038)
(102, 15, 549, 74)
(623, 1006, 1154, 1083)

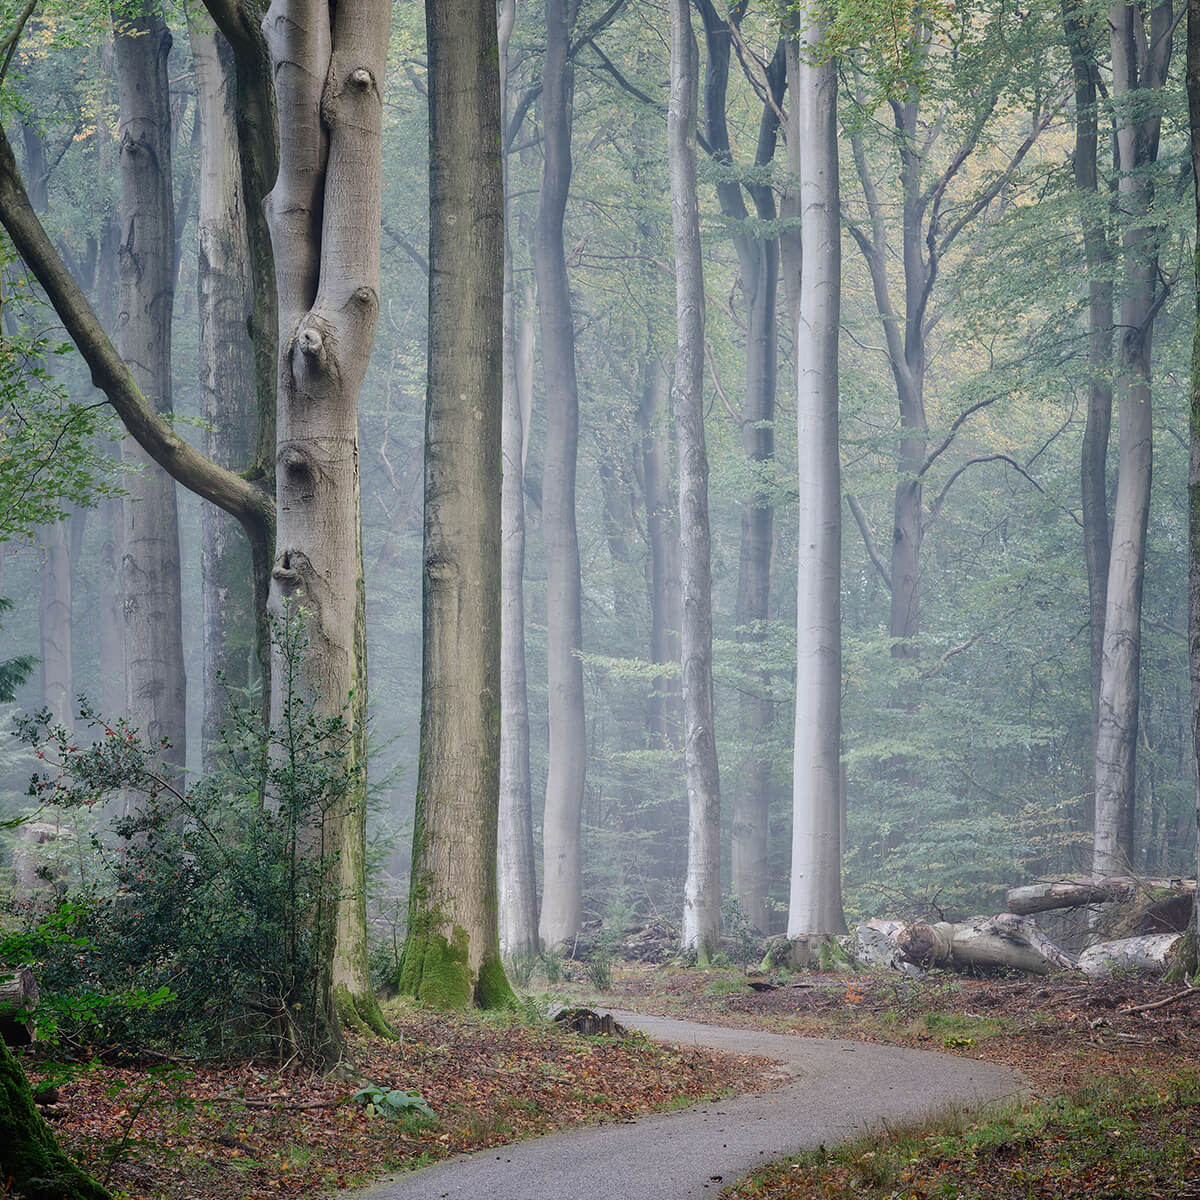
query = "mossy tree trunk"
(0, 1039, 109, 1200)
(397, 0, 512, 1010)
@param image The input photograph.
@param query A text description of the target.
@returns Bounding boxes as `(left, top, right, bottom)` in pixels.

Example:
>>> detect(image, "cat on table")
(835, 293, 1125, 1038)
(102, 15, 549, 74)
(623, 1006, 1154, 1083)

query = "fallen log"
(897, 914, 1079, 976)
(1006, 877, 1195, 916)
(1078, 932, 1182, 977)
(0, 968, 39, 1046)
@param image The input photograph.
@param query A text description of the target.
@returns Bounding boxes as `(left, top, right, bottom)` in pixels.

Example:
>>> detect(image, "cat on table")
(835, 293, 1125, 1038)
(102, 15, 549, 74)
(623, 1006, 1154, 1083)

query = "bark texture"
(535, 0, 587, 950)
(113, 8, 187, 788)
(190, 16, 258, 759)
(670, 0, 721, 962)
(262, 0, 390, 1037)
(1093, 1, 1173, 877)
(1187, 0, 1200, 946)
(399, 0, 511, 1008)
(498, 0, 539, 958)
(39, 519, 71, 727)
(784, 25, 847, 940)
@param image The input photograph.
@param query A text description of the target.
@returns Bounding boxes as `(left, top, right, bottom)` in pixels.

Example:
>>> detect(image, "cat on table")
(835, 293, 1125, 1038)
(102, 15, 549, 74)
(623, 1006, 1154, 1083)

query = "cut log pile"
(837, 877, 1197, 979)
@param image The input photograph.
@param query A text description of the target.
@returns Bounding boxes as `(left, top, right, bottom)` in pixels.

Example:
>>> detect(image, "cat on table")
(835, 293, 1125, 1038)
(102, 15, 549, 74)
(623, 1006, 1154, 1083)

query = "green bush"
(6, 629, 358, 1063)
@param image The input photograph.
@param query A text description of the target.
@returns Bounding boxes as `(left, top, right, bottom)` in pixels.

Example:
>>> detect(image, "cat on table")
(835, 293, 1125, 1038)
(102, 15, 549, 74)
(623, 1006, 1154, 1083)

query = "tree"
(1092, 0, 1175, 877)
(497, 0, 539, 960)
(782, 10, 846, 942)
(535, 0, 587, 950)
(670, 0, 721, 962)
(112, 5, 187, 790)
(396, 0, 512, 1008)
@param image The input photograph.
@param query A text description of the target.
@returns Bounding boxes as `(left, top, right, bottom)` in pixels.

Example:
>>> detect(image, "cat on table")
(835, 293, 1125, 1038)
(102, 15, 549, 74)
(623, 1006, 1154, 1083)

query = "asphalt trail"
(349, 1009, 1027, 1200)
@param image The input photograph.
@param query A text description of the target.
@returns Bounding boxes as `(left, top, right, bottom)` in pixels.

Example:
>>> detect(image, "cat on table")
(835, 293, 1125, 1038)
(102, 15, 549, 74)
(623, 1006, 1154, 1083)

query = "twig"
(1118, 986, 1198, 1017)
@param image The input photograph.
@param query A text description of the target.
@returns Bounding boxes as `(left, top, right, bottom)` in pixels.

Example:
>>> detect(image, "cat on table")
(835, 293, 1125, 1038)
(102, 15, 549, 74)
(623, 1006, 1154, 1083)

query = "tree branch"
(918, 395, 998, 477)
(923, 453, 1044, 533)
(845, 492, 892, 590)
(0, 119, 274, 545)
(921, 629, 986, 680)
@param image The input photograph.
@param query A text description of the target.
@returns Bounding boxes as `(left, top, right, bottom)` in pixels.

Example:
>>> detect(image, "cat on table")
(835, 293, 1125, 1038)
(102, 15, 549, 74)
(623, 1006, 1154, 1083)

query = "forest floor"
(26, 963, 1200, 1199)
(580, 963, 1200, 1198)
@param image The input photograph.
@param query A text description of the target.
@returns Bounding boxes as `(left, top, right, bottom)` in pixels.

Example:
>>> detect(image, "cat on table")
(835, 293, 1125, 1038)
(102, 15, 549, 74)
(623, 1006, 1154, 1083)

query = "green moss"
(0, 1040, 109, 1200)
(399, 926, 473, 1009)
(474, 954, 516, 1010)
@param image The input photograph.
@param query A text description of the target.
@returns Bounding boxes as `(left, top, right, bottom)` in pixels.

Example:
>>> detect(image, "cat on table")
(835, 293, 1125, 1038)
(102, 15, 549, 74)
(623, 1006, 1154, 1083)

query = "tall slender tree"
(535, 0, 587, 949)
(1093, 0, 1174, 877)
(783, 14, 846, 942)
(113, 6, 187, 788)
(670, 0, 721, 962)
(397, 0, 512, 1007)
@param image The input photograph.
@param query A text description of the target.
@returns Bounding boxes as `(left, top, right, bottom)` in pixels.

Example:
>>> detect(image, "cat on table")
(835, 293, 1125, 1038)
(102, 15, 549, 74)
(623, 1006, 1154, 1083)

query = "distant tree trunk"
(697, 0, 782, 934)
(113, 8, 187, 788)
(1093, 0, 1172, 877)
(261, 0, 391, 1038)
(498, 0, 539, 959)
(1062, 1, 1113, 754)
(670, 0, 720, 962)
(190, 16, 257, 761)
(20, 126, 73, 732)
(535, 0, 586, 950)
(638, 355, 682, 752)
(398, 0, 512, 1008)
(783, 21, 846, 940)
(39, 520, 71, 726)
(1185, 0, 1200, 952)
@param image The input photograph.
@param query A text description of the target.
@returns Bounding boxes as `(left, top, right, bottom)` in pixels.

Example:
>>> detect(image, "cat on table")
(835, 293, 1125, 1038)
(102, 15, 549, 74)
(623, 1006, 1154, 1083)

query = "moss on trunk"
(0, 1039, 110, 1200)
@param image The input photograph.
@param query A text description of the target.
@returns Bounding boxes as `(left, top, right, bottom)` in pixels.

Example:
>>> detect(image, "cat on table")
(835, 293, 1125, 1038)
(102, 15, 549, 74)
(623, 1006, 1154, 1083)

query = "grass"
(725, 1069, 1200, 1199)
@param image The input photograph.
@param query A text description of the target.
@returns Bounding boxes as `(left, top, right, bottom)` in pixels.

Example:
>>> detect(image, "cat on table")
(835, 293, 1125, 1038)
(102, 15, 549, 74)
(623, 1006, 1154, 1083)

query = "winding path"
(349, 1009, 1026, 1200)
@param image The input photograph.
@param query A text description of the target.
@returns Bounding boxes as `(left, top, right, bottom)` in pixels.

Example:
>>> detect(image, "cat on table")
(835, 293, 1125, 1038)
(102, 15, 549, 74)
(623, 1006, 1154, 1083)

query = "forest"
(3, 0, 1200, 1195)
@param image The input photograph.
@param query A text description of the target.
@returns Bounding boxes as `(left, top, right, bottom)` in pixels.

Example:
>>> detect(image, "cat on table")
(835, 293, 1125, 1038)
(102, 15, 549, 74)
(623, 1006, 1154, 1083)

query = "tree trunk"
(39, 519, 71, 728)
(261, 0, 391, 1040)
(0, 1038, 109, 1200)
(0, 967, 39, 1046)
(898, 914, 1080, 975)
(670, 0, 720, 963)
(784, 22, 846, 941)
(113, 8, 187, 789)
(1063, 2, 1114, 754)
(190, 16, 258, 763)
(638, 355, 682, 754)
(1093, 1, 1173, 877)
(1007, 876, 1196, 915)
(1079, 932, 1183, 975)
(535, 0, 586, 950)
(498, 0, 539, 959)
(697, 1, 782, 936)
(1186, 0, 1200, 951)
(398, 0, 511, 1009)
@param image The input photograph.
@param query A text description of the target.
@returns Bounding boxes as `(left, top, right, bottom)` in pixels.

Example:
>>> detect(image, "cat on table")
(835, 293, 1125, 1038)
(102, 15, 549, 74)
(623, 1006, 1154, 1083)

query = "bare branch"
(921, 629, 986, 680)
(704, 338, 743, 429)
(845, 492, 892, 590)
(923, 453, 1045, 532)
(918, 395, 998, 477)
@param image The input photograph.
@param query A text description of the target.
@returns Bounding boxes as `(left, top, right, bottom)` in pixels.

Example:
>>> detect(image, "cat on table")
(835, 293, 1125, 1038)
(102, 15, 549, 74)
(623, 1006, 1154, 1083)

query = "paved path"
(349, 1009, 1026, 1200)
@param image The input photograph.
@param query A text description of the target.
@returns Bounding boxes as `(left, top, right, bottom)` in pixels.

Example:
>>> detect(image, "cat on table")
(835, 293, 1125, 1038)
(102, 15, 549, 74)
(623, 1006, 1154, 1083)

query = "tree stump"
(0, 967, 39, 1046)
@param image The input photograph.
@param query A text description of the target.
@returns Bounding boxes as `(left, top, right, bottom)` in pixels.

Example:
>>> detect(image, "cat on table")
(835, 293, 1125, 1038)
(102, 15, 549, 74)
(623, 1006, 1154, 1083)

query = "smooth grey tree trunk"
(535, 0, 586, 950)
(399, 0, 511, 1008)
(697, 1, 783, 934)
(113, 9, 187, 789)
(190, 16, 257, 763)
(39, 520, 71, 727)
(638, 356, 682, 753)
(498, 0, 539, 959)
(261, 0, 390, 1036)
(783, 25, 847, 940)
(670, 0, 721, 962)
(1188, 0, 1200, 957)
(1063, 2, 1114, 753)
(1093, 1, 1173, 877)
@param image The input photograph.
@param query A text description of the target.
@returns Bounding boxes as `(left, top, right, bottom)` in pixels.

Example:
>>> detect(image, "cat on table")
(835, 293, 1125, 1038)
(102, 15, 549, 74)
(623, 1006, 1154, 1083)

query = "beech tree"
(535, 0, 587, 950)
(670, 0, 721, 961)
(396, 0, 512, 1007)
(782, 12, 846, 942)
(1092, 0, 1175, 878)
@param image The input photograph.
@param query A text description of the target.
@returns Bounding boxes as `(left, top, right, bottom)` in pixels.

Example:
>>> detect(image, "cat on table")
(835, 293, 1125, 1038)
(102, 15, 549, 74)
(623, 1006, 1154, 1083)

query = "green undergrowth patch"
(724, 1069, 1200, 1199)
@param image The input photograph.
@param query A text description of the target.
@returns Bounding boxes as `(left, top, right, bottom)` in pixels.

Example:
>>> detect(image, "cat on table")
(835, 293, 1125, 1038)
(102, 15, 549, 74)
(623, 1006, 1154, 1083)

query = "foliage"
(6, 628, 359, 1062)
(350, 1083, 434, 1122)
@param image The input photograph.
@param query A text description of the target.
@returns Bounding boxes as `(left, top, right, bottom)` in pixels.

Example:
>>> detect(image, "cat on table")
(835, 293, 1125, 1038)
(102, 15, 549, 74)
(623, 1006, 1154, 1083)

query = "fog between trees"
(2, 0, 1199, 994)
